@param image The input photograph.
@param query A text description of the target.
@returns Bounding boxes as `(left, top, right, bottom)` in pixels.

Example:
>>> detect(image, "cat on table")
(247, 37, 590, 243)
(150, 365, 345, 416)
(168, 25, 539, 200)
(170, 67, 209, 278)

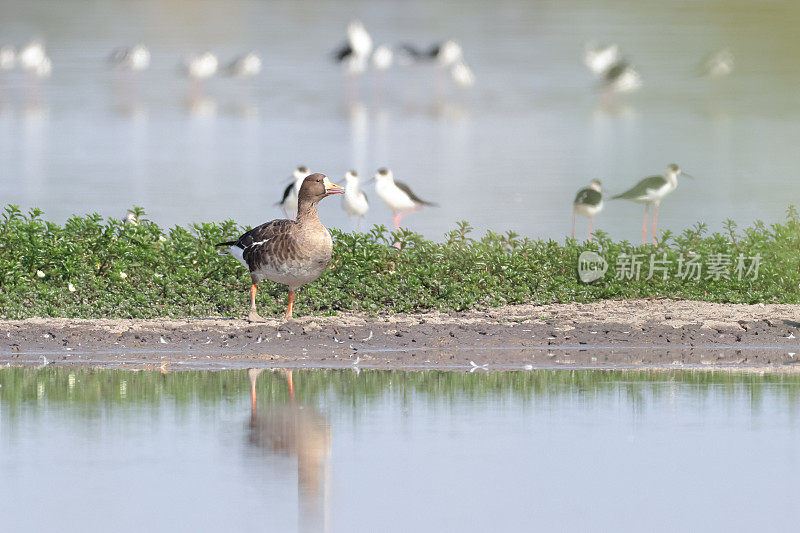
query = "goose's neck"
(296, 198, 320, 224)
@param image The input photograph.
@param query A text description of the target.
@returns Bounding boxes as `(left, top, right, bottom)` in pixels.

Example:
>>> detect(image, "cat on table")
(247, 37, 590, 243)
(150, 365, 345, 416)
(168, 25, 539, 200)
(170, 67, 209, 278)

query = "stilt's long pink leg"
(571, 212, 576, 238)
(652, 204, 660, 245)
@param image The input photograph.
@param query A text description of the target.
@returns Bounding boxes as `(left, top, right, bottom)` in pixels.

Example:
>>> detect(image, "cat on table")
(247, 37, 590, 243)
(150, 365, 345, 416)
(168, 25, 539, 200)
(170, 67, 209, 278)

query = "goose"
(613, 164, 691, 244)
(217, 173, 344, 321)
(572, 179, 603, 241)
(373, 167, 436, 229)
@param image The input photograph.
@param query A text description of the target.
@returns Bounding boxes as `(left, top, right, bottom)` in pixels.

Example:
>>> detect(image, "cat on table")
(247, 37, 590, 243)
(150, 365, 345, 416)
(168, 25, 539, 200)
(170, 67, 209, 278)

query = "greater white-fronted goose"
(217, 173, 344, 321)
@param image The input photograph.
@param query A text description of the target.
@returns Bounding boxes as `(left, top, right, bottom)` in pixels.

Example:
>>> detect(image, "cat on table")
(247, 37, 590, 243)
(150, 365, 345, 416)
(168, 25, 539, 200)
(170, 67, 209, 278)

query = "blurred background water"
(2, 367, 799, 532)
(1, 0, 799, 241)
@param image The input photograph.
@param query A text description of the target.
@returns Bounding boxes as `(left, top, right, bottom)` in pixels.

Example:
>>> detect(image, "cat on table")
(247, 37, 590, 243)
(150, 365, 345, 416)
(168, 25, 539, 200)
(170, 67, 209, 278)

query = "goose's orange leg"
(285, 370, 295, 399)
(248, 283, 264, 322)
(284, 290, 295, 321)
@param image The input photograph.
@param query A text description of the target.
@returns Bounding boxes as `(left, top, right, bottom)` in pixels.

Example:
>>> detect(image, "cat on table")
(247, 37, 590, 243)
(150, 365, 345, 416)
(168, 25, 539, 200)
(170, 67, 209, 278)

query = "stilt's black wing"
(395, 180, 437, 206)
(275, 182, 295, 206)
(333, 43, 352, 63)
(574, 188, 602, 206)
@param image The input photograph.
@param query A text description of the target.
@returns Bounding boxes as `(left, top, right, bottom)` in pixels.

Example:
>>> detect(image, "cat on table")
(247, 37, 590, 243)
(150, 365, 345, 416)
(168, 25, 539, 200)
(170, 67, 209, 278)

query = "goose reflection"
(247, 368, 331, 531)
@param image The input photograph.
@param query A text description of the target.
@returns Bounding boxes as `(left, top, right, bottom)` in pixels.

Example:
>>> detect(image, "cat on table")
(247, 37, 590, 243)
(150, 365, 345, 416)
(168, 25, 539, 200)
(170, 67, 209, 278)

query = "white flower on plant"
(36, 270, 45, 278)
(158, 235, 167, 242)
(120, 272, 128, 279)
(68, 283, 76, 292)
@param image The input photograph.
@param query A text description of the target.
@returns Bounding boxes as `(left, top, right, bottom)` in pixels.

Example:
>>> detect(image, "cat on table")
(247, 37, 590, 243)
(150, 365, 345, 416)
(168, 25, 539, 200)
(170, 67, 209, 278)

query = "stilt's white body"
(0, 46, 16, 70)
(574, 200, 604, 218)
(437, 40, 463, 67)
(227, 52, 262, 77)
(703, 49, 734, 79)
(584, 43, 620, 76)
(627, 178, 675, 205)
(372, 45, 393, 71)
(342, 171, 369, 217)
(347, 21, 373, 58)
(282, 170, 309, 217)
(375, 175, 416, 213)
(18, 41, 46, 71)
(185, 52, 219, 79)
(111, 44, 151, 71)
(607, 67, 642, 93)
(451, 60, 475, 87)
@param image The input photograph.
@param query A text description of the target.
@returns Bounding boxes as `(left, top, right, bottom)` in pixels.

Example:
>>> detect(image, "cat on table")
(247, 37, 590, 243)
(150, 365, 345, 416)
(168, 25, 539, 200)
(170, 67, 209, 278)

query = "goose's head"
(299, 173, 344, 202)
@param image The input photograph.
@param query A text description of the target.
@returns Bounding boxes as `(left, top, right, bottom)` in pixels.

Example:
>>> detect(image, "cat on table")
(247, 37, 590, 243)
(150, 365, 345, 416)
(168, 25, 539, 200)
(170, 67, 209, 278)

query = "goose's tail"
(216, 241, 236, 255)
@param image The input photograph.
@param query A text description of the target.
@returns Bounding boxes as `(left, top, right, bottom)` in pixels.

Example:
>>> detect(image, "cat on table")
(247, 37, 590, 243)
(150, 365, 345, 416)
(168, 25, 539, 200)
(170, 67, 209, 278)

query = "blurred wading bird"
(217, 173, 344, 322)
(373, 167, 436, 229)
(342, 170, 369, 229)
(108, 44, 151, 71)
(701, 48, 734, 79)
(0, 46, 16, 70)
(333, 20, 373, 75)
(612, 164, 691, 245)
(226, 52, 262, 78)
(572, 179, 603, 241)
(276, 165, 311, 220)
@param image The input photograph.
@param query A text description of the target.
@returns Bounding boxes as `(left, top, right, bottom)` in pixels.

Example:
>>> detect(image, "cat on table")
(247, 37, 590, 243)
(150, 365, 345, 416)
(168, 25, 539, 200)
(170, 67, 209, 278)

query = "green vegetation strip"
(0, 205, 798, 319)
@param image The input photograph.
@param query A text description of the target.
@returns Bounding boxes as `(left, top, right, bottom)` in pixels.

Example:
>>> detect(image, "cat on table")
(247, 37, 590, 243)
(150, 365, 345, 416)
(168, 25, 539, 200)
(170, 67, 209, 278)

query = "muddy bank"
(2, 300, 800, 371)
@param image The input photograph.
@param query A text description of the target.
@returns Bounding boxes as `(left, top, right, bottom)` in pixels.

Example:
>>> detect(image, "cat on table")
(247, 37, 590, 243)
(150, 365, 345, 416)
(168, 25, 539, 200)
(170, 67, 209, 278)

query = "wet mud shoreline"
(2, 300, 800, 371)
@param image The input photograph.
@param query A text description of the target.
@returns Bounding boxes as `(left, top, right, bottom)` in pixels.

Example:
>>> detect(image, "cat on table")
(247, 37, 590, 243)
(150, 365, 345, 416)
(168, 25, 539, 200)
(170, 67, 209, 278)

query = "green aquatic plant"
(0, 204, 798, 319)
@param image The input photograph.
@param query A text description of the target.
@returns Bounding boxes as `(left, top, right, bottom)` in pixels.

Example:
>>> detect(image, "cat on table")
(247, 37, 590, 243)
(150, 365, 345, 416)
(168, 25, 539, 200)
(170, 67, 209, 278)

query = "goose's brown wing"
(234, 220, 303, 270)
(395, 180, 437, 206)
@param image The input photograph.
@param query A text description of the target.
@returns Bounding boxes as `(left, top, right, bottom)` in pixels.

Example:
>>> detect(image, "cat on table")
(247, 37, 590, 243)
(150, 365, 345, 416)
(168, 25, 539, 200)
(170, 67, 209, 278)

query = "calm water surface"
(1, 367, 798, 532)
(2, 0, 800, 241)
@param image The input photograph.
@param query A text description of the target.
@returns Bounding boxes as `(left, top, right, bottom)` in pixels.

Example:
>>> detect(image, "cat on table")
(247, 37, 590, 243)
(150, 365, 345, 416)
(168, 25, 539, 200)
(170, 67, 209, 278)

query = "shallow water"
(1, 367, 798, 532)
(2, 0, 800, 242)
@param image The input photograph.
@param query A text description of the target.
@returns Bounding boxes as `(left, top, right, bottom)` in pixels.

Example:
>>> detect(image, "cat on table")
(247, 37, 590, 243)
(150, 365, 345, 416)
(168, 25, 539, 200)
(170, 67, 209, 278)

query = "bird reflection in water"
(247, 368, 331, 532)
